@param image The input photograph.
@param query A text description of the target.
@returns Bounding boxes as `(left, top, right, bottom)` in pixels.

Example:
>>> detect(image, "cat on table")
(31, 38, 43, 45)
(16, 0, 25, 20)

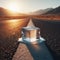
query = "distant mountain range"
(30, 8, 53, 15)
(30, 6, 60, 15)
(0, 7, 25, 16)
(0, 6, 60, 16)
(45, 6, 60, 15)
(0, 7, 9, 16)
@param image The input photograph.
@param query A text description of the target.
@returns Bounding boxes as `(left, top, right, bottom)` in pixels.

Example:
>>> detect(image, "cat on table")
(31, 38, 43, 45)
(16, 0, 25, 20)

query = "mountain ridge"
(45, 6, 60, 15)
(29, 6, 60, 15)
(0, 7, 26, 16)
(29, 8, 53, 15)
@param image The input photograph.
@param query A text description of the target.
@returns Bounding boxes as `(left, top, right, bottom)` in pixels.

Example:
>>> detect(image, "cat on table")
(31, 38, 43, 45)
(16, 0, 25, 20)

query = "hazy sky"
(0, 0, 60, 13)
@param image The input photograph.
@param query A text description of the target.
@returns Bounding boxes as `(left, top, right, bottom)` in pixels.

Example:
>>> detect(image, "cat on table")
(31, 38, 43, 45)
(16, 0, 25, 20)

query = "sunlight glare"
(7, 2, 20, 12)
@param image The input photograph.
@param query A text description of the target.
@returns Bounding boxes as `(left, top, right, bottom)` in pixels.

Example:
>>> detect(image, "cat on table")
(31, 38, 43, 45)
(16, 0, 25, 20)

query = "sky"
(0, 0, 60, 13)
